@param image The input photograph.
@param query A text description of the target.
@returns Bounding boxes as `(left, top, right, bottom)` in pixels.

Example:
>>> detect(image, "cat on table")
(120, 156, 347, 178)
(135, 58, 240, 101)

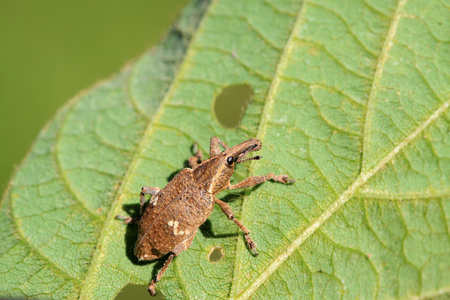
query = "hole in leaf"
(214, 84, 253, 128)
(208, 246, 224, 263)
(115, 284, 165, 300)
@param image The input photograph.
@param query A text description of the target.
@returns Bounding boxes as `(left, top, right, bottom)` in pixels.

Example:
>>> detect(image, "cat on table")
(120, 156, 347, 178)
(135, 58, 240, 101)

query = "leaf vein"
(191, 46, 272, 81)
(235, 99, 449, 299)
(309, 1, 378, 57)
(292, 38, 372, 80)
(79, 1, 215, 297)
(310, 86, 362, 136)
(361, 0, 408, 172)
(262, 0, 296, 17)
(280, 75, 366, 107)
(9, 198, 80, 284)
(53, 103, 103, 220)
(357, 190, 450, 201)
(126, 64, 153, 120)
(230, 0, 311, 296)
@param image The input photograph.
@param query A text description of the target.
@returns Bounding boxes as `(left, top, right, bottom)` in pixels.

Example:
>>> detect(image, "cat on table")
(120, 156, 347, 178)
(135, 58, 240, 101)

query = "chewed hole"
(115, 284, 164, 300)
(214, 84, 253, 128)
(208, 246, 224, 263)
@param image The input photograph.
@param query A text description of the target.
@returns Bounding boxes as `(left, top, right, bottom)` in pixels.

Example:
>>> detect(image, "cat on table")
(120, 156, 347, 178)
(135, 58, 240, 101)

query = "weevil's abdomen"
(135, 168, 215, 260)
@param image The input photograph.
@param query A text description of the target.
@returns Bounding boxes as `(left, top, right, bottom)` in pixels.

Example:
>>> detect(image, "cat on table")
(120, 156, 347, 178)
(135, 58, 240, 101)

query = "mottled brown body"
(116, 137, 294, 296)
(135, 169, 214, 260)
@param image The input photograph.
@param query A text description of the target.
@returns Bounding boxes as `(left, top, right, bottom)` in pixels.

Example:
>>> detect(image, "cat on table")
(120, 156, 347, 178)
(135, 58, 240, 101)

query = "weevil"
(116, 137, 294, 295)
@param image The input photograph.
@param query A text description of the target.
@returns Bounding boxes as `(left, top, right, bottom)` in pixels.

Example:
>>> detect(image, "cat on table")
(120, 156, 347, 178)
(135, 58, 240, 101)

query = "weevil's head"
(193, 138, 262, 194)
(223, 138, 262, 165)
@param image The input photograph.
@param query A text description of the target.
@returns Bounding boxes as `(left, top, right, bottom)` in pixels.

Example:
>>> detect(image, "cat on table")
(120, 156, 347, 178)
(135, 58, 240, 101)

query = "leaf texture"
(1, 0, 449, 299)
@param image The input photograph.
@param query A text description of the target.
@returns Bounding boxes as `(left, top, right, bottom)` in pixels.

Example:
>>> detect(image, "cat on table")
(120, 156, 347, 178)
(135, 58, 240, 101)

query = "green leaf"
(1, 0, 449, 299)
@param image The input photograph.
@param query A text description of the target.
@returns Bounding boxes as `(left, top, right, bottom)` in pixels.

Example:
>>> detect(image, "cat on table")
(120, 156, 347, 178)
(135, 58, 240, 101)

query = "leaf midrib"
(78, 1, 217, 298)
(228, 0, 310, 296)
(226, 0, 333, 297)
(78, 59, 182, 299)
(362, 0, 408, 173)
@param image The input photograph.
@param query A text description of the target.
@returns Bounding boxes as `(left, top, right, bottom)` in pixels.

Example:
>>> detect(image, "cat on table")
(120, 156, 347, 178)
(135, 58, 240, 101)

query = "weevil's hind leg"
(214, 198, 258, 255)
(115, 186, 161, 224)
(148, 253, 175, 296)
(188, 143, 204, 168)
(228, 173, 295, 190)
(148, 230, 198, 296)
(210, 136, 230, 157)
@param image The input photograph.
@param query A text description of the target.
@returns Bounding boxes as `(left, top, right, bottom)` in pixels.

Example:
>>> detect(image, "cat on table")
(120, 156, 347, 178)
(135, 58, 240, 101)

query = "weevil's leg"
(140, 186, 161, 214)
(115, 186, 161, 224)
(210, 136, 230, 157)
(188, 157, 199, 168)
(228, 173, 294, 190)
(148, 253, 175, 296)
(148, 230, 197, 296)
(214, 198, 258, 255)
(188, 143, 204, 168)
(115, 215, 140, 224)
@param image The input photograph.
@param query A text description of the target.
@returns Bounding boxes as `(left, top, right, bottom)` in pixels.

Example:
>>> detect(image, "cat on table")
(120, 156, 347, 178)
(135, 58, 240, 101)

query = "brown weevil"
(116, 137, 294, 296)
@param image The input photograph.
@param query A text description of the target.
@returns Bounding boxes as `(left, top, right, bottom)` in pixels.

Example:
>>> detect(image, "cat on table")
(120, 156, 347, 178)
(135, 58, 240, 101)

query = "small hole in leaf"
(115, 284, 165, 300)
(214, 84, 253, 128)
(208, 246, 224, 263)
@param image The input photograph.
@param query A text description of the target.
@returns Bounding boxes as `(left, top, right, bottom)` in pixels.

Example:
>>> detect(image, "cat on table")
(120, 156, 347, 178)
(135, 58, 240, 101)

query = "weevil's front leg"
(228, 173, 294, 190)
(188, 143, 204, 168)
(115, 186, 161, 224)
(215, 198, 258, 255)
(210, 136, 230, 156)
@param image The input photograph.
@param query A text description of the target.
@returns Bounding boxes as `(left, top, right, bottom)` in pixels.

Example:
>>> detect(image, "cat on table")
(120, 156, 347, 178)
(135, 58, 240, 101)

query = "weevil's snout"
(246, 138, 262, 152)
(232, 138, 262, 164)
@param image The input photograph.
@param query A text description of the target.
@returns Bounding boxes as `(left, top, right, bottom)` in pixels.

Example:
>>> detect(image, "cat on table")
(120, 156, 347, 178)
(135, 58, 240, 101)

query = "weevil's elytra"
(116, 137, 294, 296)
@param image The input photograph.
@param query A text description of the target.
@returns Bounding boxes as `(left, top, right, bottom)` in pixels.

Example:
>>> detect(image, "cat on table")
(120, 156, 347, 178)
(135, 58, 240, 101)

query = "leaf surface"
(1, 0, 449, 299)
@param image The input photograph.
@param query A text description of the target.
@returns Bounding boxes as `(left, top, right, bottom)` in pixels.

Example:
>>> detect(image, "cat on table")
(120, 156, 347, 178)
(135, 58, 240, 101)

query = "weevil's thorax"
(193, 138, 263, 195)
(193, 155, 234, 195)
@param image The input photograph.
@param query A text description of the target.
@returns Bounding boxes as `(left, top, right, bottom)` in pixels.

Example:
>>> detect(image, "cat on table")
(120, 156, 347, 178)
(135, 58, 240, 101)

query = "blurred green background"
(0, 0, 190, 196)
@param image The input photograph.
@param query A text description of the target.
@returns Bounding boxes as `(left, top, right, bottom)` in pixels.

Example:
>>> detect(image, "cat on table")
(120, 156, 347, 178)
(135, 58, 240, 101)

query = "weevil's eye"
(226, 156, 234, 165)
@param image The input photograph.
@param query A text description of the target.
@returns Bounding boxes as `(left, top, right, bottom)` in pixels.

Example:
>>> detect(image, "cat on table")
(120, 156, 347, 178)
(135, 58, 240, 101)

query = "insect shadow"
(120, 203, 152, 266)
(166, 159, 191, 182)
(199, 190, 248, 240)
(199, 219, 237, 239)
(166, 169, 181, 182)
(120, 203, 172, 286)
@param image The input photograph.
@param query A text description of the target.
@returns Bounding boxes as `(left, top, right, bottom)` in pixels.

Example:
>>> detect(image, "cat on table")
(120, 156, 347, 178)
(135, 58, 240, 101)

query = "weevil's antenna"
(239, 155, 261, 163)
